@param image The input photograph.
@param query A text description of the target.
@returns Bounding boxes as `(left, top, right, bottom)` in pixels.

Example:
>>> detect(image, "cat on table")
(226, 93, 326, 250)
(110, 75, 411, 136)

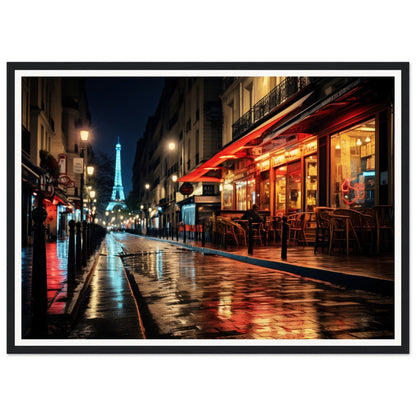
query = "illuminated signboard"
(259, 160, 270, 171)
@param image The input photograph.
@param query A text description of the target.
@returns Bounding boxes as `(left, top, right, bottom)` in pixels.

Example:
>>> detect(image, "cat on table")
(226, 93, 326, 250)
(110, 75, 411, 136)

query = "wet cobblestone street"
(113, 233, 394, 340)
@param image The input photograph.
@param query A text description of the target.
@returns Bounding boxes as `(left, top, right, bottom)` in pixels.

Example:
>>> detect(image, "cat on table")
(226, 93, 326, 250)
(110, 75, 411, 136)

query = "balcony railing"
(232, 77, 310, 140)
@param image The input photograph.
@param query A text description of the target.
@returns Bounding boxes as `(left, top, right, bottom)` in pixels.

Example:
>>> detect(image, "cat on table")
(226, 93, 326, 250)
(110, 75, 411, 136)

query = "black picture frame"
(7, 62, 409, 354)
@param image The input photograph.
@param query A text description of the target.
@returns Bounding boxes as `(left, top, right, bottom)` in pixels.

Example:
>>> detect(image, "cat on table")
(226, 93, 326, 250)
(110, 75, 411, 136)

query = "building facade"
(21, 77, 92, 246)
(133, 77, 223, 234)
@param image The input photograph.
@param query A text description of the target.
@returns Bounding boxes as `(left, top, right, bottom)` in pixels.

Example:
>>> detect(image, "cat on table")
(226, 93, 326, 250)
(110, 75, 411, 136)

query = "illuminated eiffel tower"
(106, 137, 127, 212)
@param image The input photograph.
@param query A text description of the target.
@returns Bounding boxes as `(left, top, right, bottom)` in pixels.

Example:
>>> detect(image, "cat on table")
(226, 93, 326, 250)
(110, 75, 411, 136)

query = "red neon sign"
(341, 179, 365, 205)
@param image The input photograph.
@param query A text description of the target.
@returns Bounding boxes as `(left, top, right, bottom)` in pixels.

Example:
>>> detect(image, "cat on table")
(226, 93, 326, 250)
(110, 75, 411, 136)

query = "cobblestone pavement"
(112, 232, 394, 340)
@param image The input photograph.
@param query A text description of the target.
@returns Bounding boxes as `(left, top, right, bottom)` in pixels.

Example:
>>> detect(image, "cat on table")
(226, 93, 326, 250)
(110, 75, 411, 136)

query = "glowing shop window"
(330, 119, 376, 208)
(236, 180, 247, 211)
(223, 183, 234, 209)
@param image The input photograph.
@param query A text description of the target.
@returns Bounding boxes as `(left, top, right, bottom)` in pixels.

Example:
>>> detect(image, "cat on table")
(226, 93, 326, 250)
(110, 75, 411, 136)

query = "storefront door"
(275, 161, 303, 214)
(274, 166, 287, 214)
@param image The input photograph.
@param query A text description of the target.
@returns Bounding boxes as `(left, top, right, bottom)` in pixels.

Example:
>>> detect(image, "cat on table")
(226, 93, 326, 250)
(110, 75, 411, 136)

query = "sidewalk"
(22, 237, 104, 337)
(136, 234, 395, 295)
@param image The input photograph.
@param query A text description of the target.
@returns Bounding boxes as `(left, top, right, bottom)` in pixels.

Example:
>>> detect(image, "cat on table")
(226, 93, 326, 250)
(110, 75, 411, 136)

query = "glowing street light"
(87, 165, 95, 176)
(80, 130, 89, 141)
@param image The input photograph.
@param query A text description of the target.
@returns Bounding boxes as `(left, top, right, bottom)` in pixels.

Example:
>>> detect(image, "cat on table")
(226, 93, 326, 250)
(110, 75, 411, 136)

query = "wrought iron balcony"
(232, 77, 311, 140)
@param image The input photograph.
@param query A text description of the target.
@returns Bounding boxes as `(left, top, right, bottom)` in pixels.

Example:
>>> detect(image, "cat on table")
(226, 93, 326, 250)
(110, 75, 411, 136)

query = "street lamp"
(87, 165, 95, 176)
(79, 130, 89, 221)
(80, 130, 89, 142)
(168, 141, 180, 238)
(168, 141, 176, 151)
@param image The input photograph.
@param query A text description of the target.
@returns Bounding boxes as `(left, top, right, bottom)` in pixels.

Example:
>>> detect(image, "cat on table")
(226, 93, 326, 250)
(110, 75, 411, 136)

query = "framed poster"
(7, 62, 409, 353)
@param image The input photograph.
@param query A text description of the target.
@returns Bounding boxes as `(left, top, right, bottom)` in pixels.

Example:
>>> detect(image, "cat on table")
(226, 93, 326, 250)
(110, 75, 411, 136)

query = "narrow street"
(68, 234, 144, 339)
(72, 232, 394, 340)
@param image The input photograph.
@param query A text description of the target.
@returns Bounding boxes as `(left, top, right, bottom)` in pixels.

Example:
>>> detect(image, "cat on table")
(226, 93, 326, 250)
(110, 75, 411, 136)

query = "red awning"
(177, 92, 313, 183)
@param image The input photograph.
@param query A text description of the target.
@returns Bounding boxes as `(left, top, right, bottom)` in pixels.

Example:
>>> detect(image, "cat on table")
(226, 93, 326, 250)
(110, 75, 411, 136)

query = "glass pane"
(259, 171, 270, 211)
(288, 168, 302, 213)
(305, 154, 317, 212)
(223, 183, 233, 209)
(247, 178, 256, 209)
(236, 180, 247, 210)
(275, 165, 287, 214)
(331, 119, 376, 208)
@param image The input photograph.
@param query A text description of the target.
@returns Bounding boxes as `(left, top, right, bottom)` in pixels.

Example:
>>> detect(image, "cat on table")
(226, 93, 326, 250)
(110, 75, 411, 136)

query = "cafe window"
(259, 171, 270, 211)
(305, 155, 317, 212)
(330, 119, 376, 208)
(236, 180, 247, 210)
(287, 161, 302, 213)
(222, 183, 234, 209)
(236, 177, 256, 210)
(247, 178, 256, 209)
(275, 165, 287, 214)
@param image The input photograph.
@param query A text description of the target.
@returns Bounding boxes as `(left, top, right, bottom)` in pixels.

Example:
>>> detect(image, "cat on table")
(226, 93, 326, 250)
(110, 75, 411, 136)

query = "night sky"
(85, 77, 165, 196)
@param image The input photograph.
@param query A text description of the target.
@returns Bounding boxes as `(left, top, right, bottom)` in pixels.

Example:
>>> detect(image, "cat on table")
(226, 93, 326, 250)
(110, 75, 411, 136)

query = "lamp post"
(172, 174, 178, 239)
(79, 130, 89, 221)
(168, 141, 179, 238)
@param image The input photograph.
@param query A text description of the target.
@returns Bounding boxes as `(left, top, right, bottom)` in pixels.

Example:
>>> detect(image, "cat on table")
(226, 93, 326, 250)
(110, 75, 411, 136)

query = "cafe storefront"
(178, 77, 394, 219)
(220, 136, 318, 216)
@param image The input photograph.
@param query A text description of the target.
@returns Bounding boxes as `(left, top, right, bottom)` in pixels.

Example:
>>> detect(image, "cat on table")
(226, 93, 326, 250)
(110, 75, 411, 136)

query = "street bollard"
(88, 222, 93, 256)
(281, 215, 288, 260)
(248, 218, 253, 255)
(82, 220, 88, 266)
(202, 223, 205, 247)
(31, 204, 48, 337)
(76, 221, 82, 271)
(67, 220, 76, 282)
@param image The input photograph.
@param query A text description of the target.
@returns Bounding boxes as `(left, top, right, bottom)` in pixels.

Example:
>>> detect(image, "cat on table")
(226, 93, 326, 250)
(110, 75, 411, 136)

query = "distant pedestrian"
(241, 204, 262, 223)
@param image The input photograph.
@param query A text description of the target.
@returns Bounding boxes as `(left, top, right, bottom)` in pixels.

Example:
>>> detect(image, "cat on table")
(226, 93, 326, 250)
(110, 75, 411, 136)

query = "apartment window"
(41, 125, 45, 150)
(243, 83, 253, 114)
(228, 101, 235, 124)
(195, 130, 199, 164)
(227, 100, 235, 138)
(187, 138, 191, 170)
(195, 86, 200, 121)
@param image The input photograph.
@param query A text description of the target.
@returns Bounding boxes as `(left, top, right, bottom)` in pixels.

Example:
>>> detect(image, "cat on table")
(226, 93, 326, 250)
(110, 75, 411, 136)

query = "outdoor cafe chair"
(314, 210, 332, 253)
(287, 213, 306, 245)
(375, 205, 394, 254)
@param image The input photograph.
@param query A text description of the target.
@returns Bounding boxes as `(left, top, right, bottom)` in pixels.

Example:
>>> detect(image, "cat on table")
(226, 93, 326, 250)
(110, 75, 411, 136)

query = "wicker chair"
(287, 213, 306, 245)
(375, 205, 394, 254)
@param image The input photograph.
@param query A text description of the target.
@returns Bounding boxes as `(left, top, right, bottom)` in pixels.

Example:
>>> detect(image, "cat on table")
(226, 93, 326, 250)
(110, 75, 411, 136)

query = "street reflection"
(117, 235, 394, 340)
